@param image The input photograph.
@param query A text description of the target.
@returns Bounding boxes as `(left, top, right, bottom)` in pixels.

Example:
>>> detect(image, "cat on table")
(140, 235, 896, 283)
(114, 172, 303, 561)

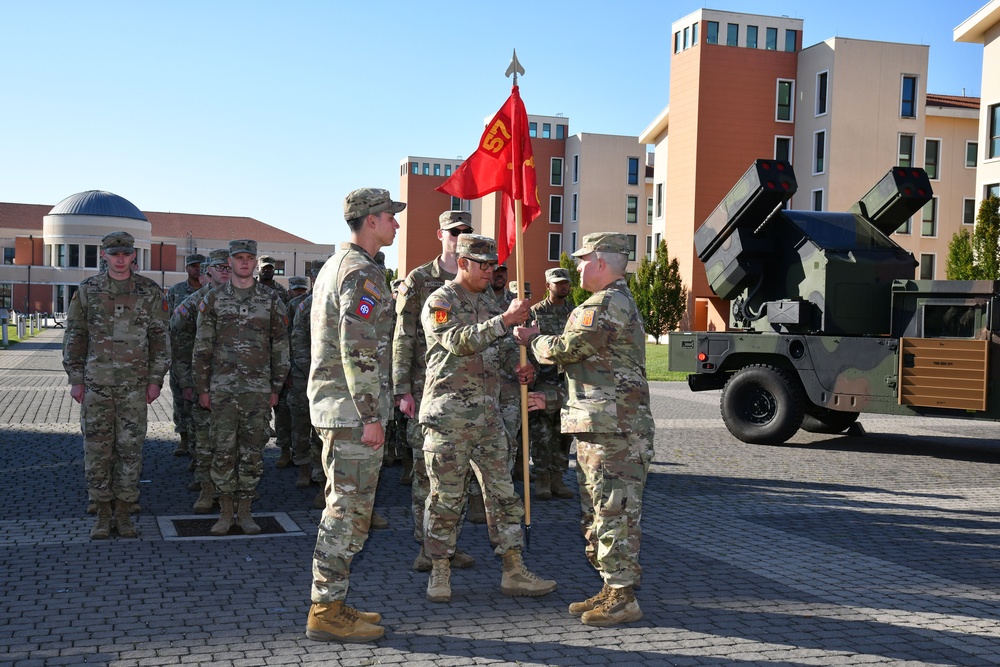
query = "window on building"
(897, 217, 912, 235)
(571, 232, 577, 253)
(68, 244, 80, 268)
(626, 234, 638, 262)
(814, 131, 826, 174)
(84, 245, 98, 268)
(747, 25, 758, 49)
(776, 80, 794, 121)
(572, 154, 579, 183)
(548, 233, 562, 261)
(898, 134, 915, 167)
(656, 183, 664, 217)
(529, 122, 537, 138)
(626, 195, 639, 224)
(990, 104, 1000, 159)
(775, 136, 792, 162)
(646, 235, 654, 261)
(785, 29, 797, 52)
(445, 164, 452, 177)
(422, 163, 430, 175)
(921, 198, 937, 237)
(2, 247, 14, 265)
(924, 139, 940, 180)
(549, 195, 562, 223)
(272, 260, 286, 276)
(542, 123, 551, 139)
(556, 124, 566, 140)
(683, 26, 690, 49)
(551, 157, 563, 186)
(727, 23, 738, 46)
(572, 193, 578, 222)
(0, 283, 11, 309)
(816, 71, 828, 115)
(901, 75, 917, 118)
(450, 196, 464, 211)
(919, 254, 935, 280)
(812, 189, 824, 212)
(627, 157, 640, 185)
(674, 31, 681, 53)
(410, 162, 418, 175)
(765, 27, 778, 50)
(56, 244, 66, 267)
(706, 21, 719, 44)
(989, 184, 1000, 199)
(654, 232, 662, 255)
(433, 164, 441, 176)
(647, 197, 654, 225)
(966, 141, 978, 168)
(964, 198, 976, 225)
(691, 22, 698, 45)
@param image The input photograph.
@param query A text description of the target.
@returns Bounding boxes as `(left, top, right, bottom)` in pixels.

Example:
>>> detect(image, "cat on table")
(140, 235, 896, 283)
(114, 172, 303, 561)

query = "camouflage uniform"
(528, 284, 574, 482)
(166, 254, 205, 443)
(530, 234, 654, 591)
(286, 288, 314, 469)
(308, 192, 400, 605)
(63, 232, 170, 506)
(420, 243, 527, 560)
(192, 269, 290, 499)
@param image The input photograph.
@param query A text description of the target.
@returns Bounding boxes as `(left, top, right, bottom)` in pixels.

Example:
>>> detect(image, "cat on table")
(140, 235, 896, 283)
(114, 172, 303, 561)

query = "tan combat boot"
(467, 493, 487, 524)
(305, 601, 384, 642)
(550, 472, 574, 499)
(187, 479, 201, 492)
(500, 549, 557, 597)
(534, 472, 552, 500)
(193, 481, 216, 514)
(90, 501, 112, 539)
(568, 583, 612, 616)
(412, 546, 432, 572)
(173, 433, 189, 457)
(88, 501, 141, 514)
(236, 497, 261, 535)
(426, 558, 451, 602)
(210, 495, 234, 536)
(399, 453, 413, 486)
(451, 548, 475, 569)
(580, 585, 643, 627)
(295, 464, 312, 489)
(370, 511, 388, 530)
(114, 499, 138, 538)
(276, 447, 292, 468)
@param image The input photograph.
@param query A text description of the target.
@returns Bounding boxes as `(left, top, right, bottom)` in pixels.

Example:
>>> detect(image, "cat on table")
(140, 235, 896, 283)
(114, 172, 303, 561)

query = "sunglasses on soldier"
(447, 227, 473, 237)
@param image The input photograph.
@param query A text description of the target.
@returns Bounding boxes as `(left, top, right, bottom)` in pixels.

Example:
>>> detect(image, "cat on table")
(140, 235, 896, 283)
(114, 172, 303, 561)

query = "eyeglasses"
(468, 259, 498, 271)
(214, 266, 231, 272)
(447, 228, 473, 237)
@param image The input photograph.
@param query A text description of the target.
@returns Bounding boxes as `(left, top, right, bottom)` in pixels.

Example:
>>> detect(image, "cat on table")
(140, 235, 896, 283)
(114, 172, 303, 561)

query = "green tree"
(628, 240, 687, 343)
(972, 195, 1000, 280)
(945, 227, 975, 280)
(559, 252, 590, 306)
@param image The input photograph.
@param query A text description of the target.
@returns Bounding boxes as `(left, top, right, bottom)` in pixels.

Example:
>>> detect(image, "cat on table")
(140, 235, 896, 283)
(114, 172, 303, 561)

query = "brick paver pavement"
(2, 327, 1000, 666)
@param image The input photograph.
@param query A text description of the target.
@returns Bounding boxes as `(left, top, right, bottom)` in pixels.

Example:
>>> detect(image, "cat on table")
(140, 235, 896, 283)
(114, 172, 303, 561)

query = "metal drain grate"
(157, 512, 305, 540)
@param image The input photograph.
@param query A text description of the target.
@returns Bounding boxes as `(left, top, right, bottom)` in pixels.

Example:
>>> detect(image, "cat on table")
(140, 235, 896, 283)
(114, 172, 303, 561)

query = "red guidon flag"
(436, 85, 540, 265)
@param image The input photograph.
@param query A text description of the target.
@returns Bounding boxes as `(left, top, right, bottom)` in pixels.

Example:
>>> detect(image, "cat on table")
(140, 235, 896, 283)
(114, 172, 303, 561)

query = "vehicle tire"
(801, 408, 859, 434)
(720, 365, 804, 445)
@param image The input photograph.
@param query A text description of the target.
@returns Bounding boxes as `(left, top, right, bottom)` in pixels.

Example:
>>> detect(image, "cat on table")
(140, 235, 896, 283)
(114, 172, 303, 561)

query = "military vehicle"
(669, 159, 1000, 444)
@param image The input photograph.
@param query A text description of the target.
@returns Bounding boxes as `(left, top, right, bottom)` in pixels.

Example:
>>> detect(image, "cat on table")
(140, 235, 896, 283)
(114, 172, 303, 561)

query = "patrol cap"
(572, 232, 630, 257)
(257, 255, 276, 268)
(287, 276, 309, 290)
(508, 281, 531, 295)
(494, 262, 508, 273)
(545, 267, 570, 283)
(102, 231, 135, 254)
(185, 253, 206, 267)
(456, 234, 499, 263)
(439, 210, 473, 230)
(206, 248, 230, 267)
(229, 239, 257, 256)
(343, 187, 406, 221)
(309, 259, 325, 276)
(374, 251, 386, 266)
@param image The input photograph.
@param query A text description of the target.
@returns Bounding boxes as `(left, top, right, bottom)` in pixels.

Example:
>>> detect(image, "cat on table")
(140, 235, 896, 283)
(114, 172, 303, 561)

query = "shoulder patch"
(580, 309, 597, 328)
(198, 299, 207, 313)
(397, 282, 409, 296)
(362, 279, 383, 300)
(434, 309, 449, 324)
(162, 298, 169, 312)
(428, 298, 451, 311)
(356, 294, 376, 319)
(298, 300, 307, 312)
(176, 304, 188, 317)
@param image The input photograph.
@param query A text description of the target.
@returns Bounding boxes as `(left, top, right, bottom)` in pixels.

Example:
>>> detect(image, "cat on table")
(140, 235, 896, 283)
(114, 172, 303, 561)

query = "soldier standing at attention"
(63, 231, 170, 539)
(420, 233, 557, 604)
(258, 254, 294, 469)
(283, 275, 313, 490)
(305, 188, 401, 643)
(516, 232, 654, 627)
(527, 268, 574, 500)
(393, 210, 480, 571)
(489, 262, 513, 306)
(192, 239, 289, 537)
(166, 253, 206, 457)
(169, 248, 231, 513)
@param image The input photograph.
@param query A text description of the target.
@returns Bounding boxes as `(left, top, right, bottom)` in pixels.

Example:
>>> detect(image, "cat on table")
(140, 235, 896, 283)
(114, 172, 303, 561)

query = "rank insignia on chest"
(356, 295, 376, 319)
(240, 306, 249, 315)
(433, 309, 448, 324)
(115, 304, 125, 315)
(581, 309, 596, 328)
(362, 280, 383, 300)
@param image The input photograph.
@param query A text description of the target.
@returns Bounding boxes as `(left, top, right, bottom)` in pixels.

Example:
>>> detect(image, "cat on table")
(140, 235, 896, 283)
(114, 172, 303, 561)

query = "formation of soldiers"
(63, 190, 653, 644)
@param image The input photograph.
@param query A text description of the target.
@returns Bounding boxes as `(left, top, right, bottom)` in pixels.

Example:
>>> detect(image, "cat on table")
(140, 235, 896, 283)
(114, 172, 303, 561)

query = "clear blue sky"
(0, 1, 988, 269)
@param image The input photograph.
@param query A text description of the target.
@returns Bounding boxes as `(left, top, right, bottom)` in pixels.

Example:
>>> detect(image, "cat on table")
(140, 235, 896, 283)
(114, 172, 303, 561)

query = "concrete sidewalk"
(3, 327, 1000, 666)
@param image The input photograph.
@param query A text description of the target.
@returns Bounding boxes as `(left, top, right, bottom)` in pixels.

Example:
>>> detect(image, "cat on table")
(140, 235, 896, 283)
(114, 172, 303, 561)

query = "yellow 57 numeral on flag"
(482, 119, 511, 154)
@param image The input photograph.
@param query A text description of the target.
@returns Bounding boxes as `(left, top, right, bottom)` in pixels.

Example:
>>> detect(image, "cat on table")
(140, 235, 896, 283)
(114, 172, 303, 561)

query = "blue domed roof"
(49, 190, 147, 221)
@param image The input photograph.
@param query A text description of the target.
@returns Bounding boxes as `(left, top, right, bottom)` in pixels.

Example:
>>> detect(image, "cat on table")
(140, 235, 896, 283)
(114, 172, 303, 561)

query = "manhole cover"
(157, 512, 304, 540)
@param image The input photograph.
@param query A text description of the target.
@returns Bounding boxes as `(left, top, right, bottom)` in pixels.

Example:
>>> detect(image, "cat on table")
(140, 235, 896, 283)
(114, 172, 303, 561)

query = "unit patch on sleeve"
(434, 309, 449, 324)
(356, 295, 376, 319)
(580, 309, 596, 328)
